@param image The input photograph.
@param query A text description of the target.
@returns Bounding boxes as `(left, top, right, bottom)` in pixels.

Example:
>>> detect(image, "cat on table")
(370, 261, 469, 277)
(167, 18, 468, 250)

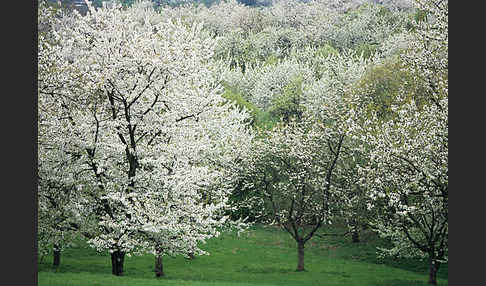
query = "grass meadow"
(38, 224, 448, 286)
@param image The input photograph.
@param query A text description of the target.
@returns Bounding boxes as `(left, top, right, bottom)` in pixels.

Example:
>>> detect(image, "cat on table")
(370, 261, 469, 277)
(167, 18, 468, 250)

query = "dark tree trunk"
(53, 244, 61, 267)
(351, 229, 360, 243)
(155, 251, 164, 278)
(428, 258, 439, 285)
(111, 250, 125, 276)
(188, 252, 195, 260)
(296, 240, 305, 271)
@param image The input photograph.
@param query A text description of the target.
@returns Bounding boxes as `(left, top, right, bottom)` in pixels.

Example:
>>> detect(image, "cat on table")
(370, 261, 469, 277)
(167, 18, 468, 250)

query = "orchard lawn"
(38, 224, 448, 286)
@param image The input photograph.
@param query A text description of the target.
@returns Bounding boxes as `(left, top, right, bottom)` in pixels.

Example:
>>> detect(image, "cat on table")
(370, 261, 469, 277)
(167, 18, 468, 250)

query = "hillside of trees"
(38, 0, 448, 284)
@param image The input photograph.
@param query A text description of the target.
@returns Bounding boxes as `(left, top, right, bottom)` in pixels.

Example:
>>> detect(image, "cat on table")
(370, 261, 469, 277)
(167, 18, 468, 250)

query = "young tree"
(38, 1, 253, 276)
(237, 115, 346, 271)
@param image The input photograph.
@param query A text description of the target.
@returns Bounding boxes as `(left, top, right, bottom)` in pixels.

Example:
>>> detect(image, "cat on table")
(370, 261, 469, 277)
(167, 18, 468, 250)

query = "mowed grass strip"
(38, 225, 448, 286)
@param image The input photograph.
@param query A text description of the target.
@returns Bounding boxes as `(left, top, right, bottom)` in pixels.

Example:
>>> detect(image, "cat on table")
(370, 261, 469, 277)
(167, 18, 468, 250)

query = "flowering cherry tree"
(348, 98, 448, 285)
(237, 113, 347, 271)
(344, 1, 448, 284)
(38, 1, 252, 276)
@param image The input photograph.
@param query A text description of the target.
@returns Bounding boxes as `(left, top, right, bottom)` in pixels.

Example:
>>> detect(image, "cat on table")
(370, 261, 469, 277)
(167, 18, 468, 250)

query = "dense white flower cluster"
(223, 57, 314, 110)
(300, 49, 370, 117)
(184, 0, 413, 71)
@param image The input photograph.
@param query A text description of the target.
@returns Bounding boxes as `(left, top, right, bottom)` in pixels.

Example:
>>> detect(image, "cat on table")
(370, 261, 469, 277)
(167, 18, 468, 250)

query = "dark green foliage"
(378, 6, 392, 18)
(414, 9, 428, 23)
(355, 42, 377, 59)
(315, 44, 339, 59)
(221, 84, 279, 130)
(351, 56, 428, 121)
(217, 35, 259, 73)
(404, 8, 428, 31)
(221, 85, 259, 126)
(118, 0, 136, 7)
(91, 0, 104, 7)
(269, 76, 305, 124)
(263, 54, 279, 66)
(237, 0, 256, 6)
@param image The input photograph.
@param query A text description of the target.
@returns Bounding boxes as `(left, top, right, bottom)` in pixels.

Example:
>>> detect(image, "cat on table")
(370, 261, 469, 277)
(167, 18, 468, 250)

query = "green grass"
(38, 225, 448, 286)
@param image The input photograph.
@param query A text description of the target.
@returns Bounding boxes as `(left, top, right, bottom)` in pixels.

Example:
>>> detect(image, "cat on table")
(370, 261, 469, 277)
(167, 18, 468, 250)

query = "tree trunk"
(187, 252, 195, 260)
(351, 229, 360, 243)
(53, 244, 61, 267)
(155, 250, 164, 278)
(111, 250, 125, 276)
(296, 240, 305, 271)
(428, 258, 439, 285)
